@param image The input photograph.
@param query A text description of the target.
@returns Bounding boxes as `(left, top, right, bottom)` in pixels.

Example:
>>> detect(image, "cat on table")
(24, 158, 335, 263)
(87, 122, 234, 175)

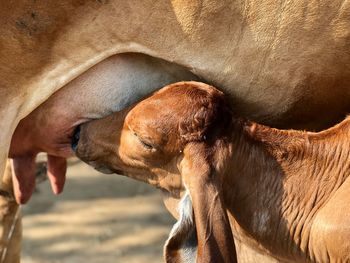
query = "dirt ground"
(21, 158, 175, 263)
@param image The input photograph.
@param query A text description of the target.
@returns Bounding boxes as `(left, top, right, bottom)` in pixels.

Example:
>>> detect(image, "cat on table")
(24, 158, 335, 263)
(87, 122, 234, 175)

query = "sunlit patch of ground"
(21, 159, 174, 263)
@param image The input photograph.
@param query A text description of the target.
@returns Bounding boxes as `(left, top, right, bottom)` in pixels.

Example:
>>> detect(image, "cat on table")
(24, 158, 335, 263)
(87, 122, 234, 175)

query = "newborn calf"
(74, 81, 350, 263)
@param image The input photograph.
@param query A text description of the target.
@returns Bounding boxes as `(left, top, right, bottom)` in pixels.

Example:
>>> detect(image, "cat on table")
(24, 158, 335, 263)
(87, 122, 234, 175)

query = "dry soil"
(21, 158, 174, 263)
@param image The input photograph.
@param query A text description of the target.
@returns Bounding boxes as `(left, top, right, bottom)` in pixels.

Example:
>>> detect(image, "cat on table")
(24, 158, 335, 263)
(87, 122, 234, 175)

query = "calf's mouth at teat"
(72, 112, 126, 175)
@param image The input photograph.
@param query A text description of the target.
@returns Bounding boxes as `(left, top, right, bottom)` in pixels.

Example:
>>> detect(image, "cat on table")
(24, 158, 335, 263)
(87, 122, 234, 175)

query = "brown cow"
(74, 82, 350, 262)
(2, 0, 350, 201)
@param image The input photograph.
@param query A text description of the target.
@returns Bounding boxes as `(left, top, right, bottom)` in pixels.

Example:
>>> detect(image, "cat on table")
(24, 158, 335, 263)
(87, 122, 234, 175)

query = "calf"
(74, 81, 350, 263)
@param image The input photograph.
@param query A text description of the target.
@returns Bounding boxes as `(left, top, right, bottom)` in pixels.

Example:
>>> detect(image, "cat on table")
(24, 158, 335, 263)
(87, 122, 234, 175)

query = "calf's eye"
(139, 139, 154, 149)
(133, 132, 154, 150)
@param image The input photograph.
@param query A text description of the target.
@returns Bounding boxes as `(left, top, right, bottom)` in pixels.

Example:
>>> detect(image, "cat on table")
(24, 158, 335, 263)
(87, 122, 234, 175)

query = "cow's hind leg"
(0, 160, 21, 263)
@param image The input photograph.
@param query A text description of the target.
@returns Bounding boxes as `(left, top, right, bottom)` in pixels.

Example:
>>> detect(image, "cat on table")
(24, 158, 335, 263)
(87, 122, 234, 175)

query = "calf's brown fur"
(75, 82, 350, 262)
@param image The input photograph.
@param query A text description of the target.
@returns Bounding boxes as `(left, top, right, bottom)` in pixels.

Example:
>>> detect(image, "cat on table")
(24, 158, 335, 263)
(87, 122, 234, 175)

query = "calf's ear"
(178, 84, 232, 143)
(164, 142, 237, 263)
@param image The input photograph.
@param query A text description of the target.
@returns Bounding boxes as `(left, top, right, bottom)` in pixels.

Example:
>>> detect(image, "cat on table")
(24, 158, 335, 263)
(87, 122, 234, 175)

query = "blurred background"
(21, 158, 175, 263)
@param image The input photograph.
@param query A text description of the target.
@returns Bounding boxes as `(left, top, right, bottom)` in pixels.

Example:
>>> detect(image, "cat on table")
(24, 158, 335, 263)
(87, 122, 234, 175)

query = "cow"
(74, 81, 350, 263)
(2, 0, 350, 199)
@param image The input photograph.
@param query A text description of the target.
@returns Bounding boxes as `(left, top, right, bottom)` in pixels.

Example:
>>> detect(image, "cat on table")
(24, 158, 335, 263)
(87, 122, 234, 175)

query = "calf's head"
(74, 81, 237, 262)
